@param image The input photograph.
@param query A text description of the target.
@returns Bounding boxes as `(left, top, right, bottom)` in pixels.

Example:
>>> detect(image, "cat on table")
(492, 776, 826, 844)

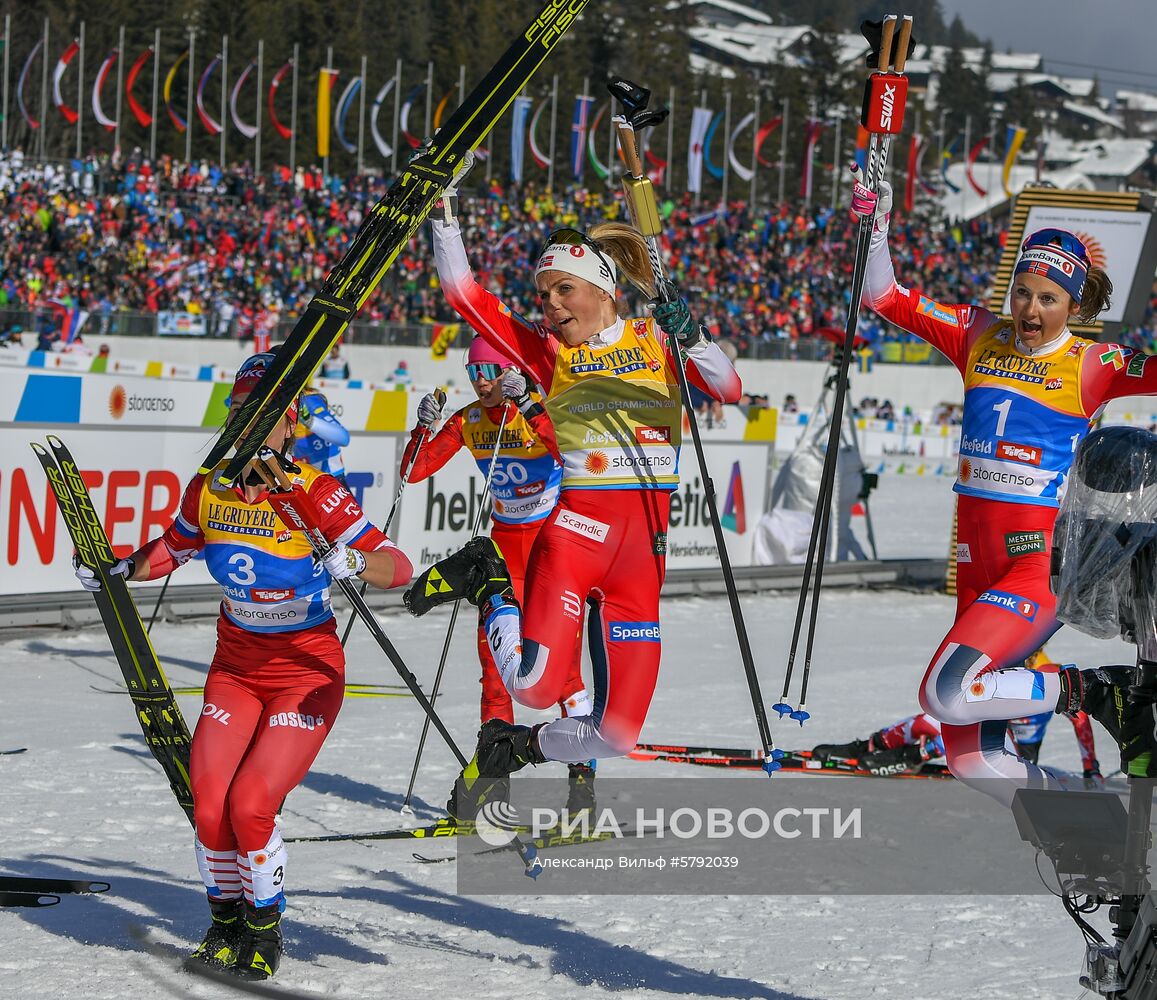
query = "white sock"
(194, 836, 242, 903)
(238, 828, 287, 910)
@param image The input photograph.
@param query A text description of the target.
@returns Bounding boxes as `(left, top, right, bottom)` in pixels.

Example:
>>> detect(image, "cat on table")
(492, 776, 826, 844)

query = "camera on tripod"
(1025, 426, 1157, 998)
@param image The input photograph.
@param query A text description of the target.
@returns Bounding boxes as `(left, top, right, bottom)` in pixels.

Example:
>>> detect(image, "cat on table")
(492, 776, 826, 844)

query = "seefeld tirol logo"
(474, 799, 523, 846)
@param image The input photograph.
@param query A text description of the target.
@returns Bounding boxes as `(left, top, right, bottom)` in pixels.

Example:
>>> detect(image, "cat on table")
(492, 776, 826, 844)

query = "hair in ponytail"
(1076, 267, 1112, 325)
(588, 222, 656, 298)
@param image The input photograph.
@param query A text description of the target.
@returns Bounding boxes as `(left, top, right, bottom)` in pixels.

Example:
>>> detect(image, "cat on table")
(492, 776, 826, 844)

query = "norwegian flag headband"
(1013, 228, 1090, 304)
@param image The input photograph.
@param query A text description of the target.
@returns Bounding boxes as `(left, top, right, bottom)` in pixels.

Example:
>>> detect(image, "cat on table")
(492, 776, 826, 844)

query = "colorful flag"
(125, 46, 154, 128)
(965, 135, 989, 197)
(852, 124, 869, 171)
(570, 94, 594, 181)
(52, 40, 80, 125)
(799, 119, 824, 200)
(904, 133, 919, 213)
(47, 299, 89, 345)
(939, 134, 961, 193)
(195, 54, 223, 135)
(1001, 124, 1027, 196)
(164, 48, 190, 132)
(399, 83, 424, 149)
(754, 115, 783, 167)
(268, 58, 294, 140)
(334, 74, 362, 154)
(92, 48, 119, 131)
(529, 96, 551, 169)
(230, 60, 258, 139)
(586, 100, 609, 180)
(703, 111, 725, 180)
(17, 40, 44, 129)
(430, 322, 459, 360)
(509, 95, 533, 182)
(370, 78, 398, 159)
(727, 111, 755, 182)
(686, 106, 712, 193)
(316, 68, 339, 157)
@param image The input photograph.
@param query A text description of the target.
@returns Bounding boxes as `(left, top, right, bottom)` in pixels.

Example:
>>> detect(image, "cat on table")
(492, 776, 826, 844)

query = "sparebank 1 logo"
(721, 460, 746, 534)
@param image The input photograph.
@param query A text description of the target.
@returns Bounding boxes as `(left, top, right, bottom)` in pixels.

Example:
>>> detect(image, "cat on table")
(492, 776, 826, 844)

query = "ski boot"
(186, 897, 244, 971)
(858, 743, 926, 776)
(810, 738, 869, 764)
(1062, 664, 1157, 767)
(403, 537, 512, 617)
(446, 773, 510, 825)
(231, 902, 283, 981)
(449, 718, 546, 819)
(565, 761, 597, 815)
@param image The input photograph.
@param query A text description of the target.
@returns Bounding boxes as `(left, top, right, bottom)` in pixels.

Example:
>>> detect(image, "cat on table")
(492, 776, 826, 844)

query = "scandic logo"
(635, 425, 672, 445)
(609, 621, 661, 642)
(556, 509, 610, 542)
(996, 441, 1042, 466)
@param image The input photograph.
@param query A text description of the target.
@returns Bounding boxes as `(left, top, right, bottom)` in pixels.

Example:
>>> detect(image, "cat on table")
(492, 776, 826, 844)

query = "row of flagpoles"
(2, 17, 1037, 207)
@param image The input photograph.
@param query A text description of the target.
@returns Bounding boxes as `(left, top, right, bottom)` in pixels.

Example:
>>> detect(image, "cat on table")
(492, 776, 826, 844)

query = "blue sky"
(938, 0, 1157, 98)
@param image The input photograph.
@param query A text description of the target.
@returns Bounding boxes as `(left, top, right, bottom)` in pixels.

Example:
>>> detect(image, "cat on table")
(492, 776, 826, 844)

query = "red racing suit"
(141, 463, 399, 853)
(432, 216, 741, 762)
(863, 226, 1157, 804)
(399, 397, 588, 722)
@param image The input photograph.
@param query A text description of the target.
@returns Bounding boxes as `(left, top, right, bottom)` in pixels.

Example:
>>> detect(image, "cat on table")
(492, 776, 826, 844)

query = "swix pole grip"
(861, 73, 908, 134)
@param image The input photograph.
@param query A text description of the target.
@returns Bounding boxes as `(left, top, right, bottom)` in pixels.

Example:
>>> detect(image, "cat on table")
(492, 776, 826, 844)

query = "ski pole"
(252, 447, 542, 877)
(781, 14, 914, 722)
(146, 573, 171, 633)
(400, 403, 510, 812)
(339, 388, 444, 647)
(608, 81, 778, 773)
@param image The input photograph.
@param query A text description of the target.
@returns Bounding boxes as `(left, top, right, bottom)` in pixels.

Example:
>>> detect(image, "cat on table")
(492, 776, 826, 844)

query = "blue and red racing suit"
(136, 462, 406, 908)
(432, 215, 741, 762)
(864, 226, 1157, 804)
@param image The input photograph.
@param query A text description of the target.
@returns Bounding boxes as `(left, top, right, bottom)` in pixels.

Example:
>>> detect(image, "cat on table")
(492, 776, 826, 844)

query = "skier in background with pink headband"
(852, 167, 1157, 806)
(400, 334, 595, 813)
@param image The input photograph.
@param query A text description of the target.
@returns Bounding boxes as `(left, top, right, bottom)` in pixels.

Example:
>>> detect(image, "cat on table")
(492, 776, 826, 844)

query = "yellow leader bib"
(547, 317, 681, 490)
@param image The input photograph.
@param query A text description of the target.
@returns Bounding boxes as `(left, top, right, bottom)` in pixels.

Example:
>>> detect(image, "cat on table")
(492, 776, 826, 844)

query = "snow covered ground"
(0, 475, 1138, 999)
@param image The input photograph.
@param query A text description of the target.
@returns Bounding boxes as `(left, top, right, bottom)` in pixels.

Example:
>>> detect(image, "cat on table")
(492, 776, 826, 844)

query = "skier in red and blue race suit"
(76, 353, 412, 979)
(814, 648, 1102, 784)
(293, 390, 350, 487)
(403, 181, 741, 803)
(853, 169, 1157, 806)
(400, 335, 596, 810)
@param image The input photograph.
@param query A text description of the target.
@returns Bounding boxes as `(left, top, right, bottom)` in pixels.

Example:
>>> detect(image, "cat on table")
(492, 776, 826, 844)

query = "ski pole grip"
(878, 14, 897, 71)
(613, 117, 644, 177)
(893, 16, 913, 73)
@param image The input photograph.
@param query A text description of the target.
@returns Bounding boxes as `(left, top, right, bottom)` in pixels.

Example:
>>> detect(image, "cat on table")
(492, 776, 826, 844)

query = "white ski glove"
(416, 391, 445, 429)
(320, 542, 366, 581)
(500, 367, 531, 403)
(439, 149, 476, 223)
(74, 553, 133, 592)
(849, 164, 892, 231)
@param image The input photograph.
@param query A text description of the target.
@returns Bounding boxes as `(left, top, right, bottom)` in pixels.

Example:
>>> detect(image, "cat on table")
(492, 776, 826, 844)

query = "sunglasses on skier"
(466, 362, 503, 382)
(540, 227, 616, 278)
(1022, 228, 1090, 263)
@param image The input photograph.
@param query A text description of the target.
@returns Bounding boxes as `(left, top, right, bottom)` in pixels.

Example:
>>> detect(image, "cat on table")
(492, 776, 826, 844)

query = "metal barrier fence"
(0, 303, 951, 364)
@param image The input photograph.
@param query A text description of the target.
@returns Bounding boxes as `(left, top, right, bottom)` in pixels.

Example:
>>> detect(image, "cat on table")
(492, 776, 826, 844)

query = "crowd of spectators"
(0, 148, 1154, 359)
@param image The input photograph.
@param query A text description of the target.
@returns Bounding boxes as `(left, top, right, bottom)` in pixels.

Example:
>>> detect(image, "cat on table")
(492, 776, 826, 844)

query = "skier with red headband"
(75, 352, 413, 980)
(852, 169, 1157, 805)
(401, 334, 595, 812)
(402, 172, 741, 810)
